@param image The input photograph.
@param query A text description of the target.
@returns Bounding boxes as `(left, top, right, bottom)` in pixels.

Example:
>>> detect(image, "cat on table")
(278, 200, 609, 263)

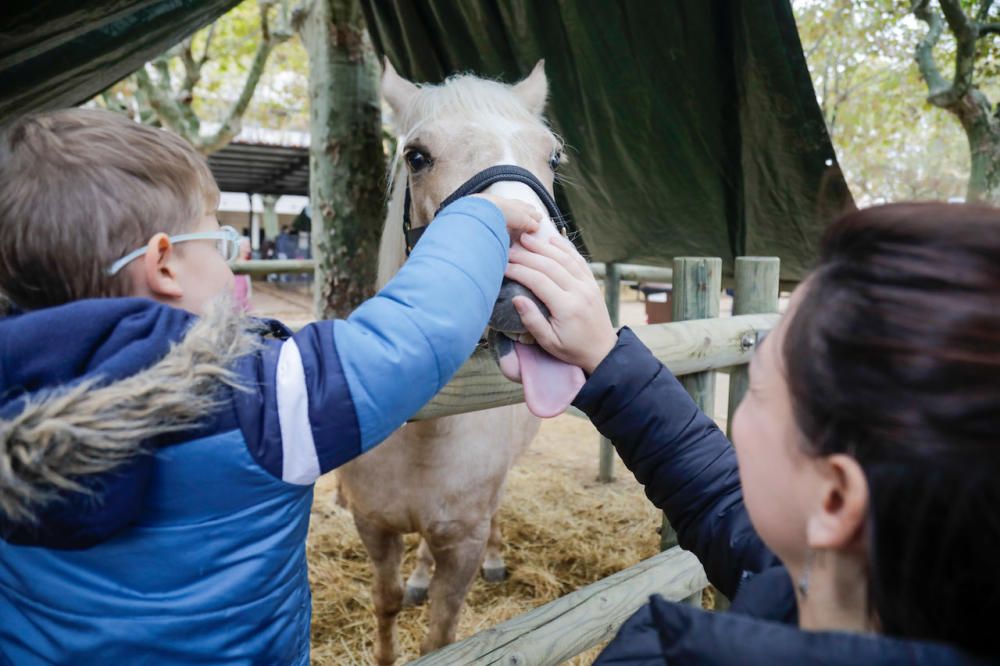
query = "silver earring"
(797, 551, 813, 598)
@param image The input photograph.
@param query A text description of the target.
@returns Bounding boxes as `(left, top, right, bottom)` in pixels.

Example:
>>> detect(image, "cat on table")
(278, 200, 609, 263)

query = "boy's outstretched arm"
(237, 196, 538, 483)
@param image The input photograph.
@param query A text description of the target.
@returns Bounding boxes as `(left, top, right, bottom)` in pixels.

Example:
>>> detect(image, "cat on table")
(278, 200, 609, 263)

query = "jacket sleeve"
(572, 327, 780, 598)
(235, 196, 509, 484)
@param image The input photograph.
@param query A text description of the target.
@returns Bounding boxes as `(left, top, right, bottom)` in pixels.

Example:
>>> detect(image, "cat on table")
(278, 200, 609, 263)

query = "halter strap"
(403, 164, 568, 255)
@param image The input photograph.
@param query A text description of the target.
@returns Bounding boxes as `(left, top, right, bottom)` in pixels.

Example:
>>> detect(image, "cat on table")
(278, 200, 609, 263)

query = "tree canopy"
(95, 0, 309, 153)
(793, 0, 1000, 203)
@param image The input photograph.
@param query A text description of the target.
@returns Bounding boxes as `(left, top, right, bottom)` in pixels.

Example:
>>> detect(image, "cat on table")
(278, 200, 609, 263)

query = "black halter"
(403, 164, 569, 255)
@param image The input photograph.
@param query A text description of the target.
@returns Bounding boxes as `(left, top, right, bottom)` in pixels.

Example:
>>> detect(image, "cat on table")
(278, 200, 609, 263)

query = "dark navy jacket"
(575, 328, 993, 666)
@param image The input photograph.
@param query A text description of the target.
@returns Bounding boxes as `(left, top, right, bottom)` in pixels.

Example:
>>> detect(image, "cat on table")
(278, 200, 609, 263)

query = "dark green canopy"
(0, 1, 238, 125)
(361, 1, 854, 280)
(2, 1, 852, 280)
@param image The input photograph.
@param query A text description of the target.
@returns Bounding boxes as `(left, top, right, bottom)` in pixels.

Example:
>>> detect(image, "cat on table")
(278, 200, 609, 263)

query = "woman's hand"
(504, 233, 618, 374)
(470, 193, 541, 240)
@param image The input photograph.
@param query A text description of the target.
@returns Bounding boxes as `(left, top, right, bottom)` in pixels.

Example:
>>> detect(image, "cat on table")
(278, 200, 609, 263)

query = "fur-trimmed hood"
(0, 298, 257, 531)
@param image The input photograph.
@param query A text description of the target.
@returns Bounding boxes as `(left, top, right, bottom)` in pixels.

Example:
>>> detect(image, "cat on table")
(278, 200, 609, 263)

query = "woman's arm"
(573, 328, 780, 598)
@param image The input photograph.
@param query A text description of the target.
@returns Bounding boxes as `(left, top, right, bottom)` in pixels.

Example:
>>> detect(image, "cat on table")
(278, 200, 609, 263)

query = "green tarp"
(1, 1, 239, 125)
(361, 1, 854, 280)
(2, 1, 852, 280)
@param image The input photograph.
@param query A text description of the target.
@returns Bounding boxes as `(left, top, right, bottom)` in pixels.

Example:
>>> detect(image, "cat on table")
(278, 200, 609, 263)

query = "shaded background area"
(0, 1, 239, 124)
(2, 1, 853, 280)
(362, 0, 854, 279)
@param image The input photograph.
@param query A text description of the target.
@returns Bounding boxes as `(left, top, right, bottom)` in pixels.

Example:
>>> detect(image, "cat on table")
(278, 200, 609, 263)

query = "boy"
(0, 108, 538, 664)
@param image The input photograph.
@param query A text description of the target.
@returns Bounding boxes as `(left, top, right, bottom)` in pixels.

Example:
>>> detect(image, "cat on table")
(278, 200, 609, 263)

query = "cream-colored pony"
(336, 61, 584, 664)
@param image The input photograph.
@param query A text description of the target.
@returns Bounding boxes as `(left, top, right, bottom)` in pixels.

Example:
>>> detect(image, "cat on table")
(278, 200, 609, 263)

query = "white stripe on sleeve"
(275, 339, 321, 485)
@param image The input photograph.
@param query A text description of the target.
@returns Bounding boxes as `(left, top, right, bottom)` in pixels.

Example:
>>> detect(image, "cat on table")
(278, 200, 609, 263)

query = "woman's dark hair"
(784, 202, 1000, 655)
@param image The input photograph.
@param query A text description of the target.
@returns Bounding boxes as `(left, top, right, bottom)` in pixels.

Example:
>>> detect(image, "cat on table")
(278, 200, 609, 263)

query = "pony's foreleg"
(481, 513, 508, 582)
(403, 538, 434, 606)
(419, 521, 491, 654)
(353, 516, 405, 666)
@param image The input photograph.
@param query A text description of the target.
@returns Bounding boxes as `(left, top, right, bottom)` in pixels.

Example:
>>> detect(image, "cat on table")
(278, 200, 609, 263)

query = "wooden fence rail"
(409, 546, 707, 666)
(232, 259, 316, 274)
(412, 312, 778, 421)
(231, 259, 673, 283)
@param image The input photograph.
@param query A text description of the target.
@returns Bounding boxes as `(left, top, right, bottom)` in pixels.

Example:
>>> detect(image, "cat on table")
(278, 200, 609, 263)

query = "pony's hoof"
(482, 566, 508, 583)
(403, 584, 428, 607)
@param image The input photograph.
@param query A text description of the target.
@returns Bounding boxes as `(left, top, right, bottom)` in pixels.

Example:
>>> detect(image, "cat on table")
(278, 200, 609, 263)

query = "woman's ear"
(806, 454, 869, 550)
(142, 233, 184, 300)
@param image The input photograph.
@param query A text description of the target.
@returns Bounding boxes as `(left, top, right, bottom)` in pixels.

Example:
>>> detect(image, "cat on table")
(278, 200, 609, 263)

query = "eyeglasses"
(107, 226, 242, 276)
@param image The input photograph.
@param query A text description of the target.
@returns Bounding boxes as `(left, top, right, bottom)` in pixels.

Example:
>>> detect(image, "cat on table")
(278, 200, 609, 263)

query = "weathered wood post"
(660, 257, 721, 551)
(726, 257, 781, 438)
(663, 257, 720, 606)
(713, 256, 780, 611)
(597, 261, 621, 483)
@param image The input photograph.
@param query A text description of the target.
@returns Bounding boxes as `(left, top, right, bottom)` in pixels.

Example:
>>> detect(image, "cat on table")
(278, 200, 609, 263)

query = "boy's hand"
(504, 233, 618, 374)
(471, 193, 541, 240)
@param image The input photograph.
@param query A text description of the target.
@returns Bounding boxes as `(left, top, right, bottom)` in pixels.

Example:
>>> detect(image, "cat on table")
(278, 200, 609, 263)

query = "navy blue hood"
(0, 298, 194, 418)
(0, 298, 251, 549)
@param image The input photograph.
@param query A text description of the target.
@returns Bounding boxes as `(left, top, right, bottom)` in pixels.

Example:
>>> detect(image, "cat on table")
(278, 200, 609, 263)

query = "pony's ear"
(513, 60, 548, 116)
(382, 58, 419, 117)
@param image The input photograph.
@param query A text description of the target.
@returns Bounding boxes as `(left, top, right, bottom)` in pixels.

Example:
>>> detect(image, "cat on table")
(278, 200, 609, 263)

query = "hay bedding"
(306, 413, 665, 665)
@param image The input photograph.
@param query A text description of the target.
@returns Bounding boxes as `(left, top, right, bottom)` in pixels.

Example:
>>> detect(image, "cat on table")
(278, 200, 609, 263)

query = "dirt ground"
(248, 280, 730, 665)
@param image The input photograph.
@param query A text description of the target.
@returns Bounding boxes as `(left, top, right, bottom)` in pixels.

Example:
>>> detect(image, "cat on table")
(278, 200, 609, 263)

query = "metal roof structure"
(207, 141, 309, 196)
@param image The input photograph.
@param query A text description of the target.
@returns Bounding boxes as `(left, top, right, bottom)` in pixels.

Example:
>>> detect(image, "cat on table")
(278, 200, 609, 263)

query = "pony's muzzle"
(489, 278, 550, 335)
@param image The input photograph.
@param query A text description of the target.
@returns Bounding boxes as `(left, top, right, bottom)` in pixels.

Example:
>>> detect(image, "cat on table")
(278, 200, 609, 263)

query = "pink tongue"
(514, 342, 586, 418)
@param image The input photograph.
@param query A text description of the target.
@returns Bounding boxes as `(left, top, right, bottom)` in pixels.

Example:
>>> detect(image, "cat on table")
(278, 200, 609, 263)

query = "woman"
(506, 203, 999, 664)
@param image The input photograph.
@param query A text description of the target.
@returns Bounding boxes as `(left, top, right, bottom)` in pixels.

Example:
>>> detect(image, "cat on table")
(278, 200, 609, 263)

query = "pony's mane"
(377, 160, 408, 290)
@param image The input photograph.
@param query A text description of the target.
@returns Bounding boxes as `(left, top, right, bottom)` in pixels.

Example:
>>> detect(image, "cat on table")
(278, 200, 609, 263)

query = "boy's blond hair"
(0, 108, 220, 310)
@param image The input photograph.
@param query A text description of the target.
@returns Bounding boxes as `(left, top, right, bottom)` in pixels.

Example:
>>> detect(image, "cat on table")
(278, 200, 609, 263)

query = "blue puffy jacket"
(575, 328, 994, 666)
(0, 197, 508, 665)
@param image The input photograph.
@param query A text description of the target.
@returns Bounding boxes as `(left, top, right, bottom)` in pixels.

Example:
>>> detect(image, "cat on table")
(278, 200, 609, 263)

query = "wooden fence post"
(712, 256, 780, 610)
(726, 257, 780, 438)
(663, 257, 720, 606)
(597, 262, 621, 483)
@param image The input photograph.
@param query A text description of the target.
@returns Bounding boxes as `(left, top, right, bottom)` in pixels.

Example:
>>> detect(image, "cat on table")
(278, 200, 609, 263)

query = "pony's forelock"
(397, 74, 545, 138)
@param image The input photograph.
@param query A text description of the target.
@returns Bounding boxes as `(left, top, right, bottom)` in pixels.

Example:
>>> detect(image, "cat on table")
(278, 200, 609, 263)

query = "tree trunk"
(299, 0, 384, 319)
(952, 90, 1000, 203)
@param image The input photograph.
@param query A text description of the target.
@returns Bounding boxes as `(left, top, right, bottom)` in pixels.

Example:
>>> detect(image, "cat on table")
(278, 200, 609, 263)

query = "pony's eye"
(549, 151, 562, 171)
(405, 149, 432, 173)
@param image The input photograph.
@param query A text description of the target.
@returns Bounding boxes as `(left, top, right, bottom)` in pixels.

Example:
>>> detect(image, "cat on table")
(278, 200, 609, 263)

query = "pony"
(335, 60, 585, 664)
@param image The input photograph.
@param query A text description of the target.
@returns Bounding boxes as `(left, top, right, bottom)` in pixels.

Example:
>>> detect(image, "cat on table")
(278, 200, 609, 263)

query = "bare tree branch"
(912, 0, 951, 98)
(197, 0, 293, 154)
(978, 0, 994, 22)
(125, 0, 295, 155)
(134, 67, 189, 137)
(937, 0, 977, 102)
(979, 22, 1000, 35)
(178, 38, 200, 98)
(802, 7, 834, 62)
(198, 23, 217, 69)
